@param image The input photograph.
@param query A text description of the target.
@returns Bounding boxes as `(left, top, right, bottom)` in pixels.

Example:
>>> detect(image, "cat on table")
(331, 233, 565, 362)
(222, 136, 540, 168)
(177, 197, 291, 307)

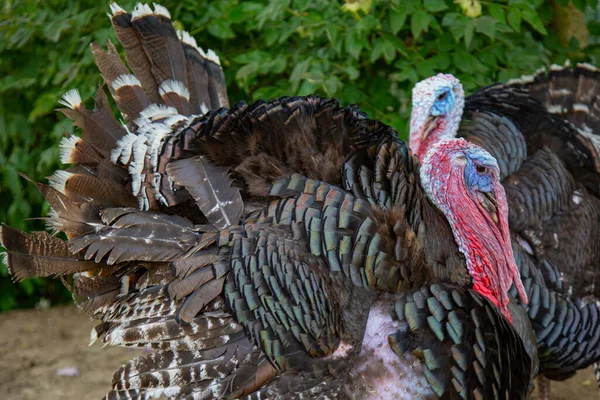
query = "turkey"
(408, 69, 600, 396)
(0, 3, 538, 399)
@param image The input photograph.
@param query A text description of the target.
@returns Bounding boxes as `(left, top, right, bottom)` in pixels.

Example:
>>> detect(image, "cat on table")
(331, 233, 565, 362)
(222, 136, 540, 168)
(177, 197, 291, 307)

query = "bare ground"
(0, 305, 597, 399)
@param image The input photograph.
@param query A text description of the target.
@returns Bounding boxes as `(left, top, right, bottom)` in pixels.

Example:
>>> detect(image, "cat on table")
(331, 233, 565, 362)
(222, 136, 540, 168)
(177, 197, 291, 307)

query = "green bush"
(1, 0, 599, 310)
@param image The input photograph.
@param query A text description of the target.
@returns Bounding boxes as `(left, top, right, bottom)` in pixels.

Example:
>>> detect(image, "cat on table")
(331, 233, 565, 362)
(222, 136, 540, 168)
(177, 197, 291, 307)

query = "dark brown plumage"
(457, 66, 600, 384)
(0, 3, 538, 399)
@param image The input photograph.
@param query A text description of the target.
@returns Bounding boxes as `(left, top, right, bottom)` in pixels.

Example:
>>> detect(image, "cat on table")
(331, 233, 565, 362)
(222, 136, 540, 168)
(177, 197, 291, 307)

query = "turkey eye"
(476, 165, 488, 174)
(437, 92, 448, 101)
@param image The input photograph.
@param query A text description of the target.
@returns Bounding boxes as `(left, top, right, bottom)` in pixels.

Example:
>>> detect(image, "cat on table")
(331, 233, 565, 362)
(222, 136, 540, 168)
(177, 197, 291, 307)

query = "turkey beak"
(421, 115, 440, 141)
(478, 190, 499, 227)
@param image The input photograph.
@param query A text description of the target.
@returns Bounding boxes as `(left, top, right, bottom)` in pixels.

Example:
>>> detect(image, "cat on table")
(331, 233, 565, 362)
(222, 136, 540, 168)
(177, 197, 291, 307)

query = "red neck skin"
(441, 163, 528, 321)
(410, 118, 447, 160)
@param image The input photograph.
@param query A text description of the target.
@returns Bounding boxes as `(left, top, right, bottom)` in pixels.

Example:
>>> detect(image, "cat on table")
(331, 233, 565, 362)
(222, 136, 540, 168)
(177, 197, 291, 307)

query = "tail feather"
(507, 62, 600, 172)
(32, 180, 101, 237)
(130, 4, 189, 112)
(110, 3, 161, 103)
(47, 170, 137, 208)
(90, 40, 130, 90)
(59, 87, 128, 158)
(158, 79, 190, 115)
(0, 225, 97, 281)
(178, 30, 212, 114)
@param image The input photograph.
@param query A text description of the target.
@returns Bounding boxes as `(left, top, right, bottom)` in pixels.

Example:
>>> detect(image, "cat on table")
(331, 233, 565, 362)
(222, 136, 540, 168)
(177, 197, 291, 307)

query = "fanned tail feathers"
(507, 61, 600, 171)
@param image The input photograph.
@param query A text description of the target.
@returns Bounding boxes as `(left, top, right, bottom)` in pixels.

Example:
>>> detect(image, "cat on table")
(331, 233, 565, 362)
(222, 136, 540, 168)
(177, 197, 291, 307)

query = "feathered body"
(409, 68, 600, 383)
(1, 3, 538, 399)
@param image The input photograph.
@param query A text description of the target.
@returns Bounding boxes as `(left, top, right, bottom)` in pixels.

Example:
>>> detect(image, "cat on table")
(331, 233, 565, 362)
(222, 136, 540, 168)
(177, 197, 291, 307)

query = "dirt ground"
(0, 305, 597, 399)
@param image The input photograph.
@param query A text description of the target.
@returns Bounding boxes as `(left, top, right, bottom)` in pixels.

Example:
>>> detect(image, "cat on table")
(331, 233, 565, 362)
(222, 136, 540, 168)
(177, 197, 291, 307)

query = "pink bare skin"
(420, 139, 528, 320)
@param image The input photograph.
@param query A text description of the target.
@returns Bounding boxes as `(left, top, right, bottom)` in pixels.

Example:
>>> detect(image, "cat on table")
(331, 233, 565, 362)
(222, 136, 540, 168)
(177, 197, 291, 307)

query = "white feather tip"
(59, 136, 81, 164)
(206, 49, 221, 66)
(153, 3, 171, 19)
(112, 74, 142, 90)
(159, 79, 190, 101)
(109, 2, 126, 16)
(58, 89, 82, 110)
(48, 170, 74, 194)
(131, 3, 153, 19)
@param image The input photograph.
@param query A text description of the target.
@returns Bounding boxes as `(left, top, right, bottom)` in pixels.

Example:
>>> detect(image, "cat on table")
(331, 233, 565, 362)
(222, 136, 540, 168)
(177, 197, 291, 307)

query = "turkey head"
(409, 73, 464, 160)
(420, 139, 528, 320)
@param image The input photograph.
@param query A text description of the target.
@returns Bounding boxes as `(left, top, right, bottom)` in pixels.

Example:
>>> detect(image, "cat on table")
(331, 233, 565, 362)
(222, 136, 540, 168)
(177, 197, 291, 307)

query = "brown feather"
(167, 266, 216, 301)
(176, 277, 226, 323)
(0, 225, 96, 281)
(90, 40, 129, 88)
(166, 156, 244, 229)
(49, 172, 137, 208)
(179, 38, 211, 113)
(59, 87, 128, 158)
(110, 9, 161, 103)
(131, 10, 187, 94)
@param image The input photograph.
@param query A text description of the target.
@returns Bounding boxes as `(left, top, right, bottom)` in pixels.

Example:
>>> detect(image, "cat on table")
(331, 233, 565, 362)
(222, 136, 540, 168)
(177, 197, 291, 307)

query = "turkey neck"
(436, 165, 524, 320)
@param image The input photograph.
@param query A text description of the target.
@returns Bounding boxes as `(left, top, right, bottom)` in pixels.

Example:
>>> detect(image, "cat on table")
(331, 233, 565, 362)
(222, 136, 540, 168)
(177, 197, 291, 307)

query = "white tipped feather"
(139, 104, 178, 122)
(146, 123, 171, 170)
(159, 79, 190, 101)
(111, 131, 139, 164)
(59, 135, 81, 164)
(177, 30, 197, 48)
(109, 2, 126, 16)
(578, 62, 600, 72)
(59, 89, 83, 110)
(205, 49, 221, 66)
(550, 63, 563, 72)
(129, 136, 148, 196)
(177, 30, 209, 57)
(574, 103, 590, 113)
(547, 105, 564, 114)
(153, 3, 171, 19)
(152, 173, 169, 207)
(112, 74, 142, 90)
(164, 114, 188, 128)
(48, 171, 74, 194)
(138, 195, 146, 210)
(45, 209, 62, 235)
(131, 3, 153, 20)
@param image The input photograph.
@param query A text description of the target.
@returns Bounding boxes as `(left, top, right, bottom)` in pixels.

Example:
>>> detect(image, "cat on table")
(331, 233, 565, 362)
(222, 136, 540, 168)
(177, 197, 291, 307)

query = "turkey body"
(459, 70, 600, 380)
(0, 3, 536, 399)
(408, 68, 600, 384)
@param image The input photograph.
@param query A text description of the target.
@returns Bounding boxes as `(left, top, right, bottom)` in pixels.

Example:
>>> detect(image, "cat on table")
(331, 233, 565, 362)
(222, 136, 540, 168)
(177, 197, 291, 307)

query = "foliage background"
(0, 0, 599, 310)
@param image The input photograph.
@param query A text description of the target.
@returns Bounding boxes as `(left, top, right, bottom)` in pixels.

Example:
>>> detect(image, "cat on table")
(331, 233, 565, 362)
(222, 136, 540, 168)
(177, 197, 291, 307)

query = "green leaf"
(488, 3, 505, 23)
(345, 29, 363, 59)
(371, 38, 396, 64)
(521, 8, 547, 35)
(2, 164, 21, 197)
(411, 10, 431, 39)
(388, 8, 410, 35)
(423, 0, 448, 12)
(28, 92, 59, 122)
(464, 19, 475, 48)
(507, 8, 522, 33)
(229, 2, 264, 23)
(475, 16, 496, 40)
(207, 20, 235, 39)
